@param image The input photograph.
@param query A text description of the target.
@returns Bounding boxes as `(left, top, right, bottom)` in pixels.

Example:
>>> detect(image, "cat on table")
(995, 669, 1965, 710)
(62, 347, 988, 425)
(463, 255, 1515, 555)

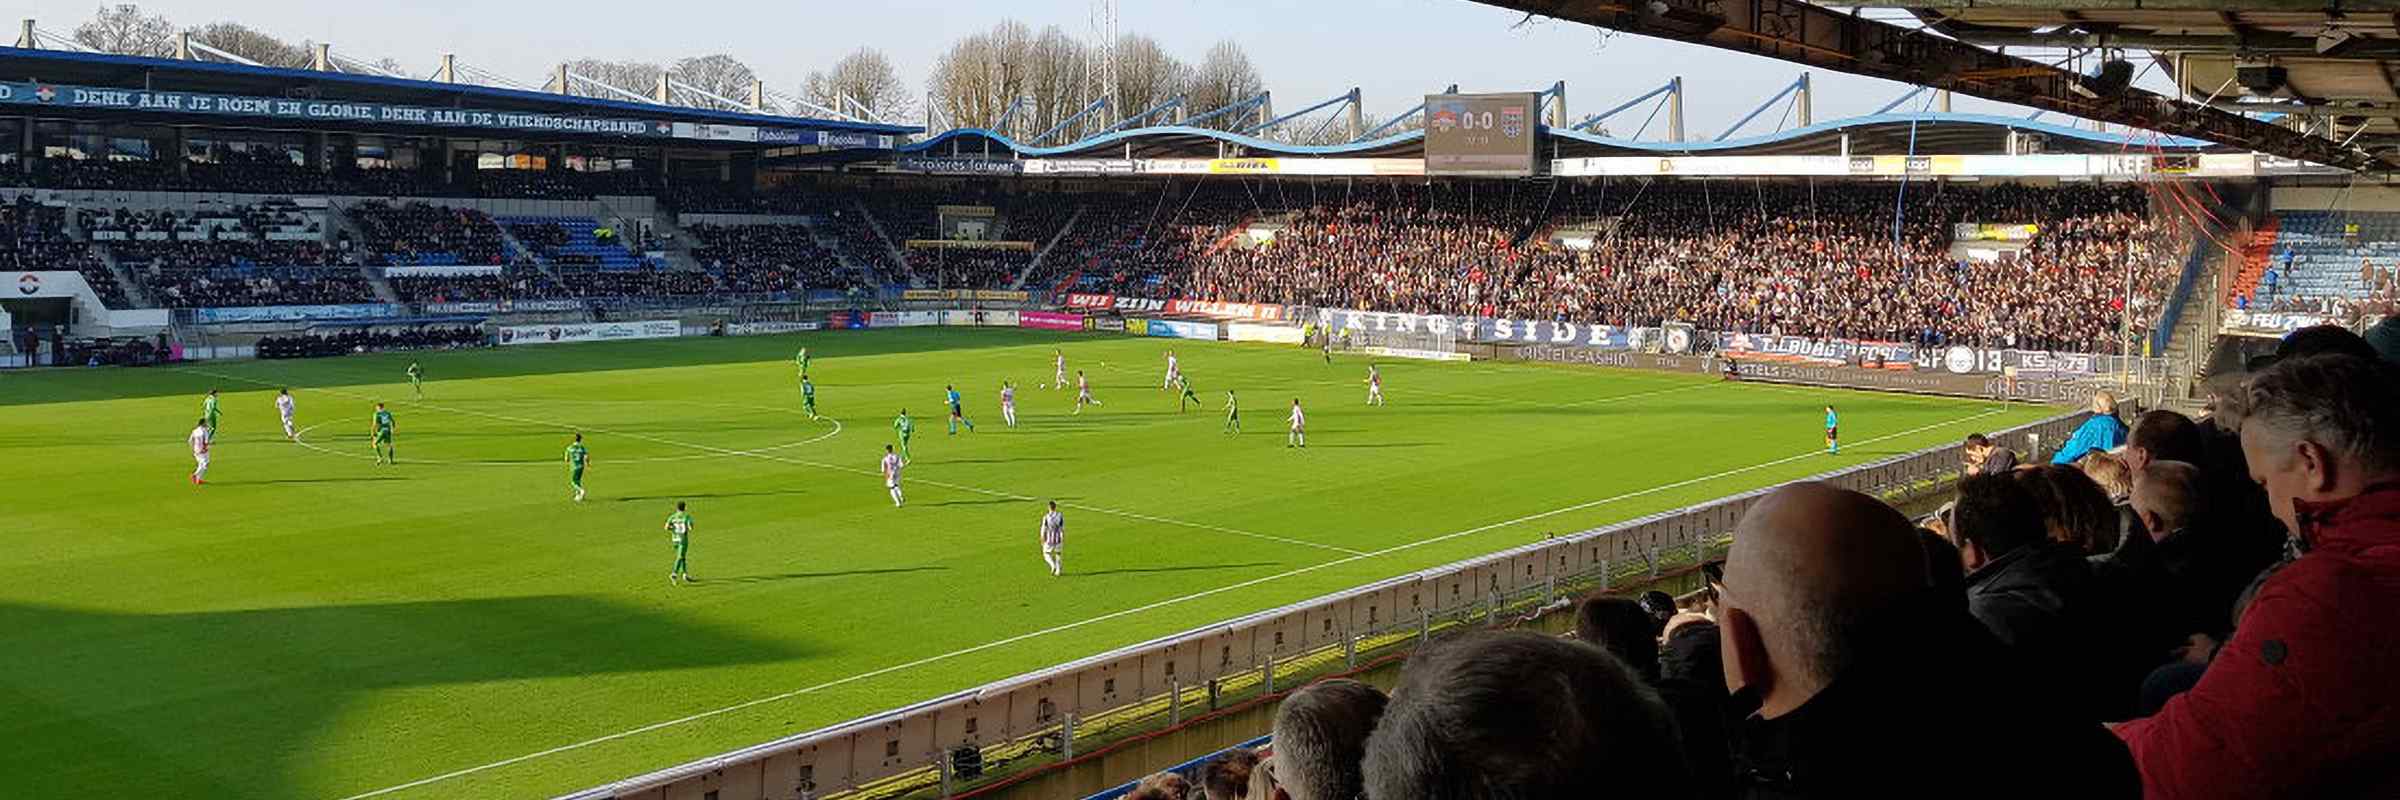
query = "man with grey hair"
(2115, 354, 2400, 799)
(1269, 679, 1384, 800)
(1361, 630, 1685, 800)
(1720, 482, 2133, 797)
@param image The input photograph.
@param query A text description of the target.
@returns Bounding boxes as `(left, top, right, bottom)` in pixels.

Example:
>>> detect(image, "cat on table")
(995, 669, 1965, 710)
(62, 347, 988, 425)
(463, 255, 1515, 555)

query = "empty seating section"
(1, 197, 124, 307)
(2251, 210, 2400, 316)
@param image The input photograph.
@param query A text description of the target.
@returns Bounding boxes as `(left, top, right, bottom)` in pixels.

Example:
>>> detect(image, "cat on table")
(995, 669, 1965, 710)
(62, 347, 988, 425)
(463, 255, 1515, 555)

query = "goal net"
(1328, 319, 1466, 362)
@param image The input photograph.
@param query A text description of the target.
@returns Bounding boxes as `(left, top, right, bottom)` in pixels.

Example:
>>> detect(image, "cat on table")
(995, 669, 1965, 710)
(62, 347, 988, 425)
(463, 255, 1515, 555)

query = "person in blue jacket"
(2051, 390, 2127, 464)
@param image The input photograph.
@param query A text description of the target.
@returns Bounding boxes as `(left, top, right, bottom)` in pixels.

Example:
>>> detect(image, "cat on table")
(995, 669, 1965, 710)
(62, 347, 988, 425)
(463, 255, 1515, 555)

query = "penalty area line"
(335, 406, 2003, 800)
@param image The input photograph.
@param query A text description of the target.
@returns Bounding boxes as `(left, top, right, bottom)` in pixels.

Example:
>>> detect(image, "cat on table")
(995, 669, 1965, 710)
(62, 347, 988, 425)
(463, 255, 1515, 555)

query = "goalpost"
(1328, 319, 1467, 362)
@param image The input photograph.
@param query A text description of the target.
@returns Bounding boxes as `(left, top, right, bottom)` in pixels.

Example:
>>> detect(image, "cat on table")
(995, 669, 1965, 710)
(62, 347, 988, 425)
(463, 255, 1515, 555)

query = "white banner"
(1355, 345, 1472, 362)
(725, 321, 824, 336)
(869, 310, 941, 328)
(496, 319, 680, 346)
(1226, 321, 1305, 344)
(939, 309, 1021, 326)
(383, 265, 504, 277)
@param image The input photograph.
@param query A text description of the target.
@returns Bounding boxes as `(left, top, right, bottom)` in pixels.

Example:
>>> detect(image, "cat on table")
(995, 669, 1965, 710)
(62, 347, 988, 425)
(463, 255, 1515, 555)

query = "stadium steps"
(800, 217, 886, 289)
(1013, 204, 1085, 291)
(853, 197, 918, 287)
(362, 266, 401, 305)
(490, 223, 564, 284)
(94, 244, 155, 309)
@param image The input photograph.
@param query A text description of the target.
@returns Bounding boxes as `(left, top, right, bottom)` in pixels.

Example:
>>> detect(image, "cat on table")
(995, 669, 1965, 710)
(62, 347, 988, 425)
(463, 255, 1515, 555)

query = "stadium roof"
(898, 112, 2219, 161)
(0, 47, 917, 144)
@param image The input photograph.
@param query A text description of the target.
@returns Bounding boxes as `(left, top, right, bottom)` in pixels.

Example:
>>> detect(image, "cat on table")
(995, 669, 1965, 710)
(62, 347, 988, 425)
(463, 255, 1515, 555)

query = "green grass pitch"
(0, 328, 2056, 798)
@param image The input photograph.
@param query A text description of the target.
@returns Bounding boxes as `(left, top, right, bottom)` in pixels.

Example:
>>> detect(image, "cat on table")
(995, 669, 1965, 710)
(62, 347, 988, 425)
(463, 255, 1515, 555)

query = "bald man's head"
(1722, 482, 1928, 717)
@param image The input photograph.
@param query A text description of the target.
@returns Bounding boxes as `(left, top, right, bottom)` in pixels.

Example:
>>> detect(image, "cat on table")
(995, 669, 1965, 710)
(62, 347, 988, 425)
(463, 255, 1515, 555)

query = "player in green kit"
(565, 433, 590, 502)
(201, 389, 221, 441)
(1176, 375, 1203, 412)
(1223, 390, 1241, 433)
(795, 347, 811, 378)
(406, 361, 423, 400)
(801, 376, 819, 420)
(371, 402, 397, 464)
(893, 409, 915, 463)
(664, 501, 694, 585)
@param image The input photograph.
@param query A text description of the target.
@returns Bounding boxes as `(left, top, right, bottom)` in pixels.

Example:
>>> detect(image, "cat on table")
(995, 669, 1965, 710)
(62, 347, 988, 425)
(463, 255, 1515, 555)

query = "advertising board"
(495, 319, 679, 346)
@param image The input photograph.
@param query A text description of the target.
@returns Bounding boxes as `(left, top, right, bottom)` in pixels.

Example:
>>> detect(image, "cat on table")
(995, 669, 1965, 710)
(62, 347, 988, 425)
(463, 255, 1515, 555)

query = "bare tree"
(803, 48, 913, 122)
(184, 21, 309, 68)
(671, 54, 759, 109)
(1022, 26, 1089, 140)
(927, 20, 1036, 134)
(567, 58, 666, 101)
(1187, 41, 1265, 131)
(74, 4, 177, 58)
(1110, 34, 1188, 126)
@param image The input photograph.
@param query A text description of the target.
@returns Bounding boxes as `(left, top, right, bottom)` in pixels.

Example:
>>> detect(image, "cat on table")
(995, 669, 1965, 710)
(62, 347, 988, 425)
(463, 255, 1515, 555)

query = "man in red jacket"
(2114, 353, 2400, 798)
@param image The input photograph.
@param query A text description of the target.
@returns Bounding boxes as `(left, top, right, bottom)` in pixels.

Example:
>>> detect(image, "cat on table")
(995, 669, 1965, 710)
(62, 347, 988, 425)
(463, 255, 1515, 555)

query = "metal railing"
(561, 410, 2090, 800)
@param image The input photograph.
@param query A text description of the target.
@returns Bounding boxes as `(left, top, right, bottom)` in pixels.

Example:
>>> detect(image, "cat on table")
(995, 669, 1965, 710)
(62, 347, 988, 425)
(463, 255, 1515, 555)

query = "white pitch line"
(177, 368, 1365, 558)
(335, 406, 2005, 800)
(1093, 360, 1721, 410)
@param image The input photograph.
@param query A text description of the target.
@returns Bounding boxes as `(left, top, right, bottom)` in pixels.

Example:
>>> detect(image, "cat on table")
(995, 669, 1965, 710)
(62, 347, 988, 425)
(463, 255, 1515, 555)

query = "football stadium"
(4, 1, 2399, 799)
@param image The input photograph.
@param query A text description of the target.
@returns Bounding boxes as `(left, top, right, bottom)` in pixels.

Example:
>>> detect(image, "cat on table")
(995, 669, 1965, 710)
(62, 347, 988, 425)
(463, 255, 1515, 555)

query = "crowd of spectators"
(78, 201, 323, 241)
(345, 202, 509, 267)
(255, 325, 485, 359)
(1029, 181, 2190, 354)
(110, 238, 375, 308)
(386, 267, 565, 304)
(907, 247, 1031, 290)
(1, 196, 125, 306)
(688, 222, 855, 295)
(1142, 324, 2400, 800)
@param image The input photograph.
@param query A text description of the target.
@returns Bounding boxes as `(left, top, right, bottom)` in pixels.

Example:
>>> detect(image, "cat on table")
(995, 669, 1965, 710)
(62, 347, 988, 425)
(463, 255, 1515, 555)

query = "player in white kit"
(880, 444, 905, 507)
(188, 418, 212, 484)
(1163, 350, 1180, 390)
(1052, 349, 1067, 390)
(1000, 381, 1019, 428)
(1073, 370, 1102, 414)
(1287, 399, 1307, 448)
(275, 388, 298, 440)
(1039, 501, 1065, 577)
(1365, 365, 1385, 406)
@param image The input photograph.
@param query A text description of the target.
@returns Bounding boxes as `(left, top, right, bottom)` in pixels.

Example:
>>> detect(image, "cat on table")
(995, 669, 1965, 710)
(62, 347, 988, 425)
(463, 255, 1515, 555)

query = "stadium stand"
(687, 222, 854, 295)
(2, 197, 126, 307)
(345, 201, 509, 267)
(499, 216, 649, 270)
(2240, 210, 2400, 319)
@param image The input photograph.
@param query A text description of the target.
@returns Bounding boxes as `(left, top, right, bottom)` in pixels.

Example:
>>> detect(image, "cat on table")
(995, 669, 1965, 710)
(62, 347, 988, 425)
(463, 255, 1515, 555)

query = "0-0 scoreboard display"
(1423, 92, 1540, 177)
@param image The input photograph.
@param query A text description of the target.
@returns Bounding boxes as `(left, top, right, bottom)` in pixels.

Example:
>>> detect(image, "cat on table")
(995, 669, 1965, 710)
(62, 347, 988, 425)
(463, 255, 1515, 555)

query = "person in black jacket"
(1720, 481, 2136, 799)
(1957, 473, 2124, 720)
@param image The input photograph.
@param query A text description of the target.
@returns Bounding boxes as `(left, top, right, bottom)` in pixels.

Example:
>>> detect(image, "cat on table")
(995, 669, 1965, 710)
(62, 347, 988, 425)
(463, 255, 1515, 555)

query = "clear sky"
(17, 0, 2174, 137)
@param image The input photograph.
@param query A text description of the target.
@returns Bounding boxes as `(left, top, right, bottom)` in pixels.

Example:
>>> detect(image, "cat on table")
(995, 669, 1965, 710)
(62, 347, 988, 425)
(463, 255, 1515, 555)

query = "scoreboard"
(1423, 92, 1540, 176)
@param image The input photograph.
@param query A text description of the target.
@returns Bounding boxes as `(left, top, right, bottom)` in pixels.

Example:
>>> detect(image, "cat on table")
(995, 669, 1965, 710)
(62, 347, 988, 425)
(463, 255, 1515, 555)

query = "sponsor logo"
(1945, 345, 1978, 375)
(16, 273, 37, 295)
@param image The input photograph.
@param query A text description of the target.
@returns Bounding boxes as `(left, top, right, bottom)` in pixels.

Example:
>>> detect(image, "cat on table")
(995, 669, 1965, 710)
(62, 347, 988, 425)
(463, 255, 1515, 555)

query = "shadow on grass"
(697, 566, 950, 585)
(615, 488, 813, 503)
(1073, 561, 1278, 576)
(0, 595, 805, 797)
(234, 475, 413, 485)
